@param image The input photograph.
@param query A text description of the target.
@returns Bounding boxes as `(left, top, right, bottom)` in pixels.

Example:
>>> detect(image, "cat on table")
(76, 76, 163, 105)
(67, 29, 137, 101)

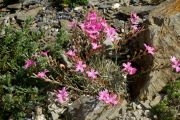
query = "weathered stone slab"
(67, 96, 127, 120)
(16, 6, 43, 21)
(129, 0, 180, 100)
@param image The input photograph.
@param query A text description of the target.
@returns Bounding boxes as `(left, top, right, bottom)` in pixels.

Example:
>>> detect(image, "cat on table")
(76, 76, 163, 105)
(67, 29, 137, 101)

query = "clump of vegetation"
(151, 78, 180, 120)
(1, 9, 178, 119)
(0, 19, 47, 119)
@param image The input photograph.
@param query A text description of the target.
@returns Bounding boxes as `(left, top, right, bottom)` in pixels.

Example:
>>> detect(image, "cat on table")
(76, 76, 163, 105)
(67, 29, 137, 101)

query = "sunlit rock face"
(128, 0, 180, 100)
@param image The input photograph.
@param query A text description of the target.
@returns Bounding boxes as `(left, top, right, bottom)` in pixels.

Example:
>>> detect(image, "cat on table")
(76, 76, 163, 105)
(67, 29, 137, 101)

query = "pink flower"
(104, 26, 116, 38)
(131, 25, 139, 31)
(86, 11, 98, 21)
(106, 94, 118, 105)
(103, 26, 120, 45)
(122, 62, 137, 75)
(170, 56, 179, 64)
(24, 59, 36, 69)
(56, 87, 69, 104)
(75, 61, 86, 72)
(86, 69, 99, 79)
(98, 89, 109, 101)
(144, 43, 155, 55)
(99, 18, 108, 28)
(98, 89, 118, 105)
(130, 12, 141, 31)
(170, 56, 180, 72)
(36, 69, 49, 79)
(66, 50, 76, 57)
(130, 12, 140, 25)
(40, 51, 49, 57)
(91, 43, 102, 50)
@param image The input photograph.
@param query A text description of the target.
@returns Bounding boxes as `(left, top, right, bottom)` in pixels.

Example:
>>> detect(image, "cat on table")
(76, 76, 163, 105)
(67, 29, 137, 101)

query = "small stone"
(120, 106, 127, 114)
(137, 104, 142, 109)
(121, 28, 125, 33)
(74, 6, 83, 11)
(35, 106, 46, 120)
(133, 111, 139, 117)
(154, 115, 158, 119)
(141, 117, 151, 120)
(112, 3, 120, 9)
(140, 100, 151, 109)
(150, 95, 161, 107)
(138, 109, 143, 115)
(132, 102, 137, 110)
(144, 110, 151, 117)
(99, 3, 111, 9)
(130, 116, 136, 120)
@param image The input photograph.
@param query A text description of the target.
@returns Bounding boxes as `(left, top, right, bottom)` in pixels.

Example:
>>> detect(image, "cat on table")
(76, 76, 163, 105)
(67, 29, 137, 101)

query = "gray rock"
(132, 102, 137, 110)
(127, 0, 180, 100)
(88, 0, 99, 6)
(35, 106, 46, 120)
(113, 19, 125, 28)
(117, 5, 156, 15)
(130, 116, 136, 120)
(7, 3, 22, 10)
(144, 110, 151, 117)
(133, 111, 139, 117)
(150, 95, 162, 106)
(16, 6, 43, 21)
(48, 103, 67, 120)
(120, 0, 130, 6)
(23, 0, 40, 6)
(140, 100, 151, 109)
(99, 3, 111, 9)
(67, 95, 127, 120)
(137, 104, 142, 109)
(137, 0, 180, 99)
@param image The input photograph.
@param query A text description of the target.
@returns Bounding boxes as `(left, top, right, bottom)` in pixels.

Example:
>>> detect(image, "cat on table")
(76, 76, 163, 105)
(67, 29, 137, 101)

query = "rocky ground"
(0, 0, 179, 120)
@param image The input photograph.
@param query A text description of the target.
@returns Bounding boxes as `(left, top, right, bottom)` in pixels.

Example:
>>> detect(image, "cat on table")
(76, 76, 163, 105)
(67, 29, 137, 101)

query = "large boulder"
(129, 0, 180, 99)
(66, 96, 127, 120)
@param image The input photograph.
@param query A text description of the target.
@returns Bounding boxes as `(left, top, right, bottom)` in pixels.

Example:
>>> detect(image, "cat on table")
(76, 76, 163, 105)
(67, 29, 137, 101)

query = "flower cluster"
(130, 12, 141, 31)
(80, 11, 119, 46)
(56, 87, 69, 104)
(75, 61, 99, 80)
(98, 89, 118, 105)
(122, 62, 137, 75)
(80, 11, 105, 40)
(24, 51, 49, 79)
(170, 56, 180, 72)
